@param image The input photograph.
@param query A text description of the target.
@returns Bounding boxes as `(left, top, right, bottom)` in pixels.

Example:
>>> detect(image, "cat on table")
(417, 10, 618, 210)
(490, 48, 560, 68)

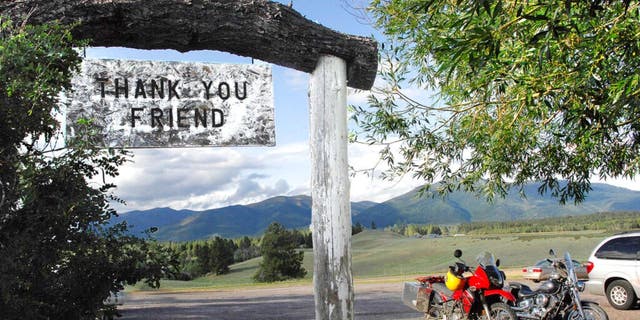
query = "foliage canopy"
(0, 18, 175, 319)
(356, 0, 640, 203)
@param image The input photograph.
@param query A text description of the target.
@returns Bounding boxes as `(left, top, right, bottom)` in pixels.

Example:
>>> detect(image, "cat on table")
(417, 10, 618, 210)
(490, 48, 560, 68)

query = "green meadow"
(132, 229, 613, 292)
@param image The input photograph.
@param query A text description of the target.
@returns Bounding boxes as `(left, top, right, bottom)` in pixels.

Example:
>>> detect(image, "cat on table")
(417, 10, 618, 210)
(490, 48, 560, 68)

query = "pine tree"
(209, 237, 234, 275)
(254, 222, 307, 282)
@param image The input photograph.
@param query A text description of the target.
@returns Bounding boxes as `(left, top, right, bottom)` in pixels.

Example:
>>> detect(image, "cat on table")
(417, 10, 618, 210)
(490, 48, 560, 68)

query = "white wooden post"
(309, 55, 353, 320)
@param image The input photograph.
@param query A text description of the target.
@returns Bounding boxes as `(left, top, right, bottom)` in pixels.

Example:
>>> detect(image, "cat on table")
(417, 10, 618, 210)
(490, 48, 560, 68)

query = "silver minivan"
(585, 232, 640, 310)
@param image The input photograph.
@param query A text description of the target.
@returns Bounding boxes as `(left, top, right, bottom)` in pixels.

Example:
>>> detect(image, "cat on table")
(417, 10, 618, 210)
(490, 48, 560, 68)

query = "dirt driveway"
(118, 283, 422, 320)
(119, 281, 638, 320)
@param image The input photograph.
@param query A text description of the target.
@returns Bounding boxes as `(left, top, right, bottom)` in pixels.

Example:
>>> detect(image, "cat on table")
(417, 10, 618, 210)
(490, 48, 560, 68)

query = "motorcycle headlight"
(576, 281, 585, 292)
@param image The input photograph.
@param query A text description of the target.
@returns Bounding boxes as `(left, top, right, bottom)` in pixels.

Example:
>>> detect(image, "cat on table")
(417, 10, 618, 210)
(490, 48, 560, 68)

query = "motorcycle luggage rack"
(416, 275, 445, 284)
(404, 276, 446, 313)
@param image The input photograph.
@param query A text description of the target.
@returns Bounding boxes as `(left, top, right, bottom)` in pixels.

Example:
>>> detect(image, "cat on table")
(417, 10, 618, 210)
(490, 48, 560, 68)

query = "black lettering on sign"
(202, 81, 213, 99)
(218, 82, 230, 100)
(151, 108, 163, 127)
(96, 78, 108, 98)
(95, 78, 249, 101)
(212, 109, 224, 127)
(151, 79, 165, 99)
(195, 108, 207, 127)
(131, 107, 143, 127)
(134, 79, 146, 99)
(115, 78, 128, 99)
(235, 81, 247, 100)
(127, 107, 226, 128)
(168, 80, 180, 100)
(177, 108, 189, 128)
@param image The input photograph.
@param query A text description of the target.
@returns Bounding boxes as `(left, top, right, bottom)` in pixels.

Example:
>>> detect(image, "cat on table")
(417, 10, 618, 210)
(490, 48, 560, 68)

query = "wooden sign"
(66, 59, 275, 148)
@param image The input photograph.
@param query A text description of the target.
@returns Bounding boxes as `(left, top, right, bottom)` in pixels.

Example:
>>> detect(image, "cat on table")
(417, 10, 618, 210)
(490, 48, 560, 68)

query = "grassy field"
(133, 229, 613, 292)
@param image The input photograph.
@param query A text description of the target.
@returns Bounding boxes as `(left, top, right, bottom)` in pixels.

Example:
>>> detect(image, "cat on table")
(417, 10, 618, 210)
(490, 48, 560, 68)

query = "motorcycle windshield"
(476, 251, 497, 267)
(564, 252, 578, 283)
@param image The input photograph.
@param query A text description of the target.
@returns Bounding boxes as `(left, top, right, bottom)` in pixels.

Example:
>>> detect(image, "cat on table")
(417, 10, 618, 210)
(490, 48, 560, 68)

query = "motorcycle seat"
(509, 282, 536, 298)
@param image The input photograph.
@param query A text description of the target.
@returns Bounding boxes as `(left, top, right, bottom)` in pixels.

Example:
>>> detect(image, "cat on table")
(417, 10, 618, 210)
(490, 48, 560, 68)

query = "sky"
(82, 0, 640, 212)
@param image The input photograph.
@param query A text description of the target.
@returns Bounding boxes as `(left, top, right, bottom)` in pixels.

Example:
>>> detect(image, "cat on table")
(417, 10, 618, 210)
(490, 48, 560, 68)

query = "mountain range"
(111, 182, 640, 241)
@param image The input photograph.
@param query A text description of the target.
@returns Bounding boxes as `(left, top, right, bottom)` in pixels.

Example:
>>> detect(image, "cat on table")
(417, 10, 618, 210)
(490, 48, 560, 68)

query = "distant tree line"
(163, 237, 238, 279)
(164, 222, 311, 281)
(456, 211, 640, 234)
(351, 220, 381, 235)
(380, 212, 640, 237)
(385, 224, 446, 237)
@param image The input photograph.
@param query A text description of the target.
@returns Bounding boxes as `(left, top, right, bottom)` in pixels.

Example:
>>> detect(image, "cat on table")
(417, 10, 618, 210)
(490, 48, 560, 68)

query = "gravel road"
(118, 281, 638, 320)
(118, 283, 421, 320)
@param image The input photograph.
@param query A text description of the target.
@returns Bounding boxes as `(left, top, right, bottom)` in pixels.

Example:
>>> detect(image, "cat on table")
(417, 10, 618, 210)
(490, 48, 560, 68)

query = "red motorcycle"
(403, 249, 517, 320)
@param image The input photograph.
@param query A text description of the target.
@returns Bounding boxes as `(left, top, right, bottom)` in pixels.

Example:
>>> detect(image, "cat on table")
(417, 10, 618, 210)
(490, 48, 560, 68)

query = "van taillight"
(586, 261, 594, 274)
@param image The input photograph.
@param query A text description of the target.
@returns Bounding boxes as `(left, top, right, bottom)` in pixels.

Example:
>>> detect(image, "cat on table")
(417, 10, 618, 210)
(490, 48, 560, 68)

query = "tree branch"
(0, 0, 378, 90)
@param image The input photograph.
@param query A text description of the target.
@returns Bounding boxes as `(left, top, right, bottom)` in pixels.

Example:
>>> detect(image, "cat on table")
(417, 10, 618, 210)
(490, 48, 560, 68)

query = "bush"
(0, 18, 176, 319)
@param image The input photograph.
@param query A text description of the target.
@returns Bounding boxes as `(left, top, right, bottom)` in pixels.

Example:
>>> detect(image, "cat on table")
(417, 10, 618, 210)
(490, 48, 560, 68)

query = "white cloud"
(115, 149, 254, 199)
(108, 142, 312, 211)
(225, 177, 291, 204)
(105, 137, 640, 213)
(592, 176, 640, 191)
(348, 142, 423, 203)
(106, 137, 425, 212)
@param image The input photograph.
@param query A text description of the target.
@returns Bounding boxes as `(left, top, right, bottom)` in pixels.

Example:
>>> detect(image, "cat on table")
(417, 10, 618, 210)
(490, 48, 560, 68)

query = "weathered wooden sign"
(66, 59, 275, 148)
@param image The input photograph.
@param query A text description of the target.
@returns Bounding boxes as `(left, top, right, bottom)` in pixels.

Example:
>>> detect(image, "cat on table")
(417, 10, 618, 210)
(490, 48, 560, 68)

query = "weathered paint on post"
(309, 55, 353, 320)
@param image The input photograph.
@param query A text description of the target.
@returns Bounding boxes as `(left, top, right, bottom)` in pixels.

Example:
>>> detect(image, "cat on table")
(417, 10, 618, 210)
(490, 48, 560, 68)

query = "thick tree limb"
(1, 0, 377, 90)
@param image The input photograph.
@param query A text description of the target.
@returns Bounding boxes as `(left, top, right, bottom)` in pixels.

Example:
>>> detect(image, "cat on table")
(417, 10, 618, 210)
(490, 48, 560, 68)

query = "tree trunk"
(0, 0, 377, 90)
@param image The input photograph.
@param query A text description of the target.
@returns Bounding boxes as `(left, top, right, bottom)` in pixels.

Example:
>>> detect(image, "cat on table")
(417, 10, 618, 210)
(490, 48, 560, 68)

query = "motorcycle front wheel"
(564, 302, 609, 320)
(480, 302, 517, 320)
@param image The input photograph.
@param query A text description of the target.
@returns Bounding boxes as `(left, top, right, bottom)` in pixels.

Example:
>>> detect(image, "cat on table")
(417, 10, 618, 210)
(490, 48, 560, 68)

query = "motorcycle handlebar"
(449, 262, 470, 276)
